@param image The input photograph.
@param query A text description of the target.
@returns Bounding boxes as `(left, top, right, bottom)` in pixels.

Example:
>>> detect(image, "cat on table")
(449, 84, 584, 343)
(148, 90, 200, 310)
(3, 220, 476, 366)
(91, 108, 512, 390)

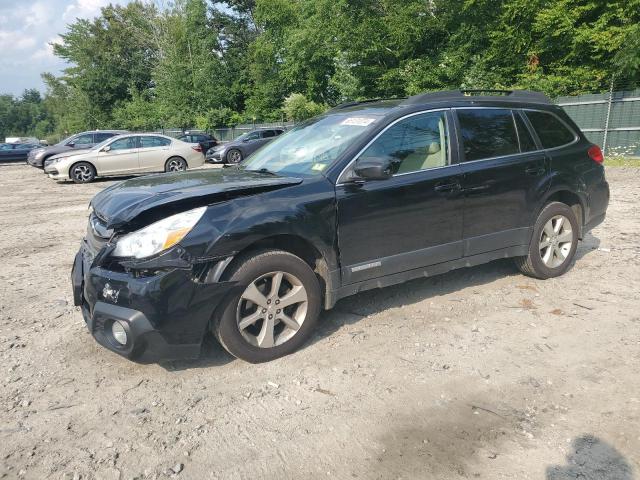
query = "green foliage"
(282, 94, 328, 122)
(0, 89, 52, 140)
(111, 90, 162, 131)
(53, 1, 159, 126)
(3, 0, 639, 138)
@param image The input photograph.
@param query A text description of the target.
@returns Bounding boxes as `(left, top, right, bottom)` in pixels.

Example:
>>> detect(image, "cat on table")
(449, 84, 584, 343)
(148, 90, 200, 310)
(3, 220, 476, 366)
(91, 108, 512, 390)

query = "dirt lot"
(0, 163, 638, 480)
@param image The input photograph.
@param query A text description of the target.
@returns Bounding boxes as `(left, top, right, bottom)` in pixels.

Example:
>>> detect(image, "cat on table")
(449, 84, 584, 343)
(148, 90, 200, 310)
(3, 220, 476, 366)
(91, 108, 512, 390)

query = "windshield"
(242, 113, 384, 176)
(57, 134, 76, 146)
(92, 136, 119, 151)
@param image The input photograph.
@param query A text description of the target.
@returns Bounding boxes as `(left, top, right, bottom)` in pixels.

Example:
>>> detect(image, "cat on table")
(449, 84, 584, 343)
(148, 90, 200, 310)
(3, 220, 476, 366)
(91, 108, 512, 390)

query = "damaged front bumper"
(72, 243, 237, 363)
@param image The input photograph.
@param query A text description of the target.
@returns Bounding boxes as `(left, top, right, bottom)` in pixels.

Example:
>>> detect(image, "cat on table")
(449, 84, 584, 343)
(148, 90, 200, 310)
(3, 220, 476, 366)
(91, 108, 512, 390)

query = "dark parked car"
(0, 143, 40, 162)
(206, 128, 284, 163)
(27, 130, 127, 168)
(73, 90, 609, 364)
(178, 132, 218, 153)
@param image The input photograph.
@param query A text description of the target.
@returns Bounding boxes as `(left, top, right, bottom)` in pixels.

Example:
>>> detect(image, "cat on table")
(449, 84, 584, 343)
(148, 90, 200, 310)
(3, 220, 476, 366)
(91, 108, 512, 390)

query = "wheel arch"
(218, 234, 332, 308)
(539, 188, 587, 238)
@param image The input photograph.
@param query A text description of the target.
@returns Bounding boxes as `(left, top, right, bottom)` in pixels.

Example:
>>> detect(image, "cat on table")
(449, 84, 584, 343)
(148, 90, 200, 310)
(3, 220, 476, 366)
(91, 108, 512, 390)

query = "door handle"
(434, 182, 461, 193)
(525, 164, 545, 176)
(465, 184, 491, 193)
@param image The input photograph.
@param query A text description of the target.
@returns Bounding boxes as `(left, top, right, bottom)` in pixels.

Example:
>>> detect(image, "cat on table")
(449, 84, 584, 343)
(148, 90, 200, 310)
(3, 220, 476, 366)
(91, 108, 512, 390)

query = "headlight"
(112, 207, 207, 259)
(45, 157, 66, 167)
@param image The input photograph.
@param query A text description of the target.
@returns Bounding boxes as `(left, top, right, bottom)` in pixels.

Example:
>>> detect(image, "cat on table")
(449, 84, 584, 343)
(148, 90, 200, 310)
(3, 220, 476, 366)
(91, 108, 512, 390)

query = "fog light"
(111, 321, 128, 345)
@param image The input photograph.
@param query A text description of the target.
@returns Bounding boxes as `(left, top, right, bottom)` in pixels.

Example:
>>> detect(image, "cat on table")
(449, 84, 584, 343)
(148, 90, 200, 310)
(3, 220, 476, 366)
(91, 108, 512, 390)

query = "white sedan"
(44, 133, 205, 183)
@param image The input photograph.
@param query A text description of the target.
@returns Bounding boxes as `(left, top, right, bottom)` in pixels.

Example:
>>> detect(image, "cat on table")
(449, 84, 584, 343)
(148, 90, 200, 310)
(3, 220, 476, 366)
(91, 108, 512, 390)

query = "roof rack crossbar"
(400, 89, 551, 106)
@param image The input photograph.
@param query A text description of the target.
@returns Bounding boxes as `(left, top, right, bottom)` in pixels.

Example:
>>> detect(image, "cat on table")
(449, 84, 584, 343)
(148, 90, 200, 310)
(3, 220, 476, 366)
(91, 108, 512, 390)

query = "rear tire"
(70, 162, 96, 183)
(213, 249, 321, 363)
(514, 201, 579, 279)
(165, 157, 187, 172)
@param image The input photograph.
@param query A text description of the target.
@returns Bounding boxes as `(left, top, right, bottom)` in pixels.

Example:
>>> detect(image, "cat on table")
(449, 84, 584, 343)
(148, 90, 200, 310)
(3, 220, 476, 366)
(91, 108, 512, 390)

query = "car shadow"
(56, 175, 138, 185)
(575, 231, 601, 261)
(309, 230, 600, 349)
(164, 232, 602, 371)
(547, 435, 634, 480)
(161, 337, 235, 371)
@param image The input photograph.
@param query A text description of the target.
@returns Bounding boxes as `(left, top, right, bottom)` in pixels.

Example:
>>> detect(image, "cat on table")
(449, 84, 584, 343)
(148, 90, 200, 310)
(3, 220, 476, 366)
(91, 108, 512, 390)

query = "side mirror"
(67, 141, 75, 147)
(353, 156, 394, 181)
(102, 145, 111, 152)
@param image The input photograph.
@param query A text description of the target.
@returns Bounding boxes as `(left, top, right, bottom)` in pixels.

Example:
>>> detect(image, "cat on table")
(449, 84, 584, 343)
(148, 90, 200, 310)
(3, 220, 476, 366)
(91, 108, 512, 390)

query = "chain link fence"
(156, 122, 296, 142)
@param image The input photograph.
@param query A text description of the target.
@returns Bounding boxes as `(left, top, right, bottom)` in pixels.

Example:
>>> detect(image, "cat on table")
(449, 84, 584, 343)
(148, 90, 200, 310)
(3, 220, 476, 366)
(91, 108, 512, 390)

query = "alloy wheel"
(228, 150, 242, 163)
(539, 214, 573, 268)
(236, 271, 308, 348)
(167, 159, 186, 172)
(72, 165, 93, 182)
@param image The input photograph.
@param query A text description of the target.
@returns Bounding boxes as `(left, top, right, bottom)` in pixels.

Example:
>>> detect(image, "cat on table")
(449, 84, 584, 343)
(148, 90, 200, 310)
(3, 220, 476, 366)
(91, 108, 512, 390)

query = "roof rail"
(400, 89, 551, 106)
(330, 98, 400, 111)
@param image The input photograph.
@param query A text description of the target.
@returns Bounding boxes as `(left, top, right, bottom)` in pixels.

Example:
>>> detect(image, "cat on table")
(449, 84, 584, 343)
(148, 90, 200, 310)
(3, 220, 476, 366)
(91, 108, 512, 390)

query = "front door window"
(358, 111, 449, 174)
(109, 137, 137, 150)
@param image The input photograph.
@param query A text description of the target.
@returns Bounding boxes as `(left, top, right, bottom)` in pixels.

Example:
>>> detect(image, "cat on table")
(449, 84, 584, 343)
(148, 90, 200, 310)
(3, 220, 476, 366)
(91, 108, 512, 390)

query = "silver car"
(27, 130, 127, 168)
(44, 134, 205, 183)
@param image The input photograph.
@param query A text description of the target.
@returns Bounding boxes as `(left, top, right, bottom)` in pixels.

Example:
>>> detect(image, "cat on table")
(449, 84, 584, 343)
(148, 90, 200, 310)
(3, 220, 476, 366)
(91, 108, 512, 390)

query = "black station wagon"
(72, 90, 609, 363)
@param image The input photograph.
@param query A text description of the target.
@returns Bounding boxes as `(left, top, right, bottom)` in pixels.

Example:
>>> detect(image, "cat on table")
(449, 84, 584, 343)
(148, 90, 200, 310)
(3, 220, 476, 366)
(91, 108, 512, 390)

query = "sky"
(0, 0, 131, 96)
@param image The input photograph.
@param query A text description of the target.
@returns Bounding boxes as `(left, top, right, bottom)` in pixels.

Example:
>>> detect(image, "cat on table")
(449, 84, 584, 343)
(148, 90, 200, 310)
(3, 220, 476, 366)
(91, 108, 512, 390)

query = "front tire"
(70, 162, 96, 183)
(226, 149, 243, 164)
(214, 249, 321, 363)
(514, 201, 579, 279)
(165, 157, 187, 172)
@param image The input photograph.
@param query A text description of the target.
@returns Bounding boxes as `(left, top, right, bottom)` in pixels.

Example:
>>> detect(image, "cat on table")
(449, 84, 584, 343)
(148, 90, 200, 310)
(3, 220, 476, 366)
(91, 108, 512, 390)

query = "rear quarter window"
(525, 111, 576, 148)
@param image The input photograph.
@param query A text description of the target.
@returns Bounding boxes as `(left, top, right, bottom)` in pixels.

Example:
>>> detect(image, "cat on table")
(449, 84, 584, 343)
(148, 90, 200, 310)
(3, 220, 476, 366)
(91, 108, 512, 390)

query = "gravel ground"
(0, 163, 639, 480)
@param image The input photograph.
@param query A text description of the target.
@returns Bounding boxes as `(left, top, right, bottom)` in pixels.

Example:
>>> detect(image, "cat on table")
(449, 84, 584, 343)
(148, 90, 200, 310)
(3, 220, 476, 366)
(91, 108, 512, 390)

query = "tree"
(52, 1, 160, 125)
(282, 94, 327, 122)
(4, 0, 640, 137)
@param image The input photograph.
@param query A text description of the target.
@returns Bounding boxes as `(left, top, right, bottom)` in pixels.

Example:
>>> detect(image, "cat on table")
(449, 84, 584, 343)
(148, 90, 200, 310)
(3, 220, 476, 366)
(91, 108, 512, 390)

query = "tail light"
(588, 145, 604, 164)
(191, 144, 203, 153)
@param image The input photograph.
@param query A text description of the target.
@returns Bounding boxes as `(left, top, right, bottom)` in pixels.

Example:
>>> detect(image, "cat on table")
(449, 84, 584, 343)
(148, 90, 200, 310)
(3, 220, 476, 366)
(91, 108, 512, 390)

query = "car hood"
(90, 168, 303, 230)
(50, 148, 92, 160)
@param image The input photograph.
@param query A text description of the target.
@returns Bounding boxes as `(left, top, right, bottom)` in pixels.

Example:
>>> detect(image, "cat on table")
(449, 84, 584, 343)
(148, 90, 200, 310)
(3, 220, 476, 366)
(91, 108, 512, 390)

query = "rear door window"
(457, 109, 519, 161)
(140, 136, 171, 148)
(514, 113, 537, 152)
(525, 111, 576, 148)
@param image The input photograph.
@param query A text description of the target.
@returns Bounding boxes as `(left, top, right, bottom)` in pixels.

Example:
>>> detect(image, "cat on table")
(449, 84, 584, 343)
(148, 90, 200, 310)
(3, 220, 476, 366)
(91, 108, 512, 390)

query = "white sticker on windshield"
(341, 117, 377, 127)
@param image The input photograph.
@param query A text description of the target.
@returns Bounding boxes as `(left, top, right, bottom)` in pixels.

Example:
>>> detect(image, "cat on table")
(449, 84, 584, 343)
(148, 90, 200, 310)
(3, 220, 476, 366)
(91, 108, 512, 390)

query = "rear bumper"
(72, 246, 236, 363)
(584, 178, 609, 235)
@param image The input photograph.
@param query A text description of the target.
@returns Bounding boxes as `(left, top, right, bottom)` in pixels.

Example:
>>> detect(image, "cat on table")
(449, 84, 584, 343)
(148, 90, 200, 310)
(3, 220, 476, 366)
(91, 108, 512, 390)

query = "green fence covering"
(556, 89, 640, 157)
